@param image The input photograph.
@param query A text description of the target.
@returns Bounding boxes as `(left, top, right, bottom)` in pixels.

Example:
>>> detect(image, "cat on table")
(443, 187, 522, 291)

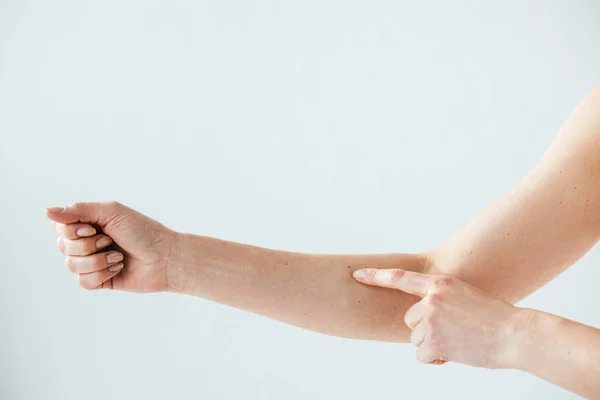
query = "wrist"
(494, 307, 535, 369)
(165, 232, 244, 296)
(500, 308, 561, 371)
(166, 231, 194, 294)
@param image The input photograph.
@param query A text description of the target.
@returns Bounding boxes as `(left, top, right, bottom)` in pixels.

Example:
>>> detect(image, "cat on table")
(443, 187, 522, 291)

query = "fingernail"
(106, 252, 123, 264)
(353, 269, 368, 279)
(108, 262, 124, 272)
(77, 227, 97, 237)
(96, 237, 113, 249)
(45, 206, 64, 213)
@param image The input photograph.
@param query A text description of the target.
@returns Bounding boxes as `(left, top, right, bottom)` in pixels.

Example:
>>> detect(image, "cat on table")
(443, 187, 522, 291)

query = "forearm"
(511, 309, 600, 398)
(168, 233, 426, 342)
(429, 83, 600, 302)
(166, 84, 600, 342)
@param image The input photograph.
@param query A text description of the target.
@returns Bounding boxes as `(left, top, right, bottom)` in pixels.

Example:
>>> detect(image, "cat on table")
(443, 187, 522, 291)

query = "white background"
(1, 1, 599, 399)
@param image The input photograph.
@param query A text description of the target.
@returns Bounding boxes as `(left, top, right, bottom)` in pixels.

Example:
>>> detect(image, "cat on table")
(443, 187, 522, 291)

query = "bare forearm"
(168, 233, 425, 341)
(166, 84, 600, 342)
(512, 310, 600, 398)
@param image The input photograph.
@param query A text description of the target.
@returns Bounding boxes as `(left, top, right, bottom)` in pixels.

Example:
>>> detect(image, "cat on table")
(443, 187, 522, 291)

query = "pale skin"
(46, 83, 600, 396)
(354, 269, 600, 398)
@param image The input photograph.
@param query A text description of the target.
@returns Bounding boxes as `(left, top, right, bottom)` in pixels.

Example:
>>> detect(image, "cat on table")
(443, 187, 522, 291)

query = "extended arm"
(46, 84, 600, 342)
(165, 83, 600, 339)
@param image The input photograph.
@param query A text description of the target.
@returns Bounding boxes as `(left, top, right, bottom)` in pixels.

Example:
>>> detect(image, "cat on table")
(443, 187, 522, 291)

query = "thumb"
(45, 201, 128, 226)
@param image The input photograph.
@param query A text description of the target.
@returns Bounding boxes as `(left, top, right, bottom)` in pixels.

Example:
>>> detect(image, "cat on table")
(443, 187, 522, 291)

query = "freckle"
(574, 186, 577, 189)
(285, 262, 288, 265)
(506, 232, 510, 236)
(559, 201, 562, 205)
(358, 300, 361, 304)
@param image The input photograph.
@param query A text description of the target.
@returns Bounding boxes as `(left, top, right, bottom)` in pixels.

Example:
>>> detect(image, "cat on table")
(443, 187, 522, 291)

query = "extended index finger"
(353, 268, 432, 297)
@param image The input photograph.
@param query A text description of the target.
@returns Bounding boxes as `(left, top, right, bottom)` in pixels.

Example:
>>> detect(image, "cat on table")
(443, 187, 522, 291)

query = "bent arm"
(167, 83, 600, 342)
(429, 83, 600, 302)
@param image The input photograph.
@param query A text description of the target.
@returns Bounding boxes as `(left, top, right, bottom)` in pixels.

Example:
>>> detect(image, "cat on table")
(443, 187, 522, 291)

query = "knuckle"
(427, 293, 444, 305)
(417, 347, 435, 364)
(53, 222, 62, 234)
(410, 332, 421, 346)
(56, 237, 64, 253)
(404, 303, 422, 327)
(65, 257, 76, 273)
(78, 275, 94, 290)
(70, 201, 84, 212)
(422, 313, 437, 327)
(78, 275, 89, 289)
(388, 269, 405, 283)
(432, 276, 453, 288)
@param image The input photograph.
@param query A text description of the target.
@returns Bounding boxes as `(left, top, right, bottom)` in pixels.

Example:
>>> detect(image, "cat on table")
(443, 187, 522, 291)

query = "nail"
(77, 227, 97, 237)
(45, 206, 65, 213)
(96, 237, 113, 249)
(108, 262, 124, 272)
(353, 269, 368, 279)
(106, 252, 123, 264)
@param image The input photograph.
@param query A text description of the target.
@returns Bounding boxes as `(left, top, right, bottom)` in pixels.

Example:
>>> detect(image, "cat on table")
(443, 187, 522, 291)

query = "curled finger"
(78, 263, 124, 290)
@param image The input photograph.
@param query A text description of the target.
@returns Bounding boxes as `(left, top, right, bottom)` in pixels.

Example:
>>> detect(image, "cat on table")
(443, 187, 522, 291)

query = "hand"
(45, 201, 178, 292)
(353, 268, 526, 369)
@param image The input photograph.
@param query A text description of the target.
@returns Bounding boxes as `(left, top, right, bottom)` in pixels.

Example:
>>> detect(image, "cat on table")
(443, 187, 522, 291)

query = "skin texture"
(353, 268, 600, 398)
(429, 83, 600, 303)
(48, 203, 425, 341)
(45, 83, 600, 393)
(46, 83, 600, 341)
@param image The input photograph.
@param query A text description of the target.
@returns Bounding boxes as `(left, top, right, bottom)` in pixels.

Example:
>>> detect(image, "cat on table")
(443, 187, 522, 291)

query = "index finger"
(53, 222, 98, 240)
(352, 268, 431, 297)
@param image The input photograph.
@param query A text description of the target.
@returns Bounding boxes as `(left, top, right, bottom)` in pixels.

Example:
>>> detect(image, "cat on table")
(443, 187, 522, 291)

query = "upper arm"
(428, 83, 600, 303)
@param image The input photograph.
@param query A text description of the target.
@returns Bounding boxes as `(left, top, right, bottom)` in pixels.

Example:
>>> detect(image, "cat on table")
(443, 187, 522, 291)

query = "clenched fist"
(46, 202, 178, 292)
